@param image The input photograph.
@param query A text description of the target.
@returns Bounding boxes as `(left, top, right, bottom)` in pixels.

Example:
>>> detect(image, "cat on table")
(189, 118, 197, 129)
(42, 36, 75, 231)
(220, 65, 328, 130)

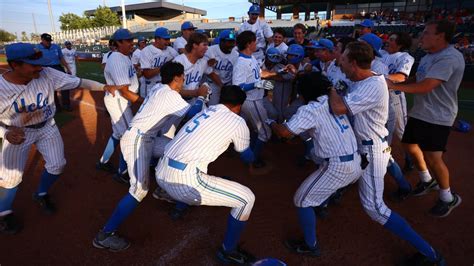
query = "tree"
(21, 31, 29, 41)
(30, 33, 40, 42)
(89, 6, 120, 28)
(59, 13, 90, 30)
(0, 28, 16, 42)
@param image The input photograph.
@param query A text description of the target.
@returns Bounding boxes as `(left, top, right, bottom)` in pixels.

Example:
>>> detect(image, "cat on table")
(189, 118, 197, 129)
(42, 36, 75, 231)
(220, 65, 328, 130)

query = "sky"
(0, 0, 274, 37)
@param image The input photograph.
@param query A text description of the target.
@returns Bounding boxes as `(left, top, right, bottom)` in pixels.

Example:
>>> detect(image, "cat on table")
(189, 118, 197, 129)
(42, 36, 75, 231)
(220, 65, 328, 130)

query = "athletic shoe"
(32, 193, 56, 214)
(284, 239, 321, 257)
(0, 213, 22, 235)
(93, 230, 130, 252)
(168, 207, 188, 221)
(152, 187, 175, 203)
(216, 245, 256, 264)
(391, 188, 412, 202)
(402, 250, 446, 266)
(112, 172, 130, 185)
(429, 193, 462, 218)
(313, 206, 329, 219)
(412, 179, 439, 196)
(95, 161, 116, 174)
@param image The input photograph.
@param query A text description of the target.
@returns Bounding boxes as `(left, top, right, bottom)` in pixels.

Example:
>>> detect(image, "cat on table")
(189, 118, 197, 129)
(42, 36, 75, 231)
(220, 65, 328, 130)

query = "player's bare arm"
(328, 88, 349, 115)
(386, 73, 408, 83)
(386, 78, 443, 94)
(208, 72, 223, 88)
(179, 84, 208, 98)
(270, 122, 293, 139)
(142, 67, 161, 79)
(115, 86, 143, 104)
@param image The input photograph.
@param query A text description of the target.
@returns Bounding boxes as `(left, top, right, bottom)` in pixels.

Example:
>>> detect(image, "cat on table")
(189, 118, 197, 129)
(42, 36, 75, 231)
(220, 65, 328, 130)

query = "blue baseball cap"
(248, 4, 260, 14)
(5, 43, 49, 65)
(266, 47, 282, 63)
(113, 28, 133, 41)
(219, 30, 236, 41)
(181, 21, 197, 31)
(358, 19, 374, 28)
(137, 36, 146, 43)
(359, 33, 382, 57)
(306, 40, 319, 49)
(155, 27, 171, 39)
(64, 41, 72, 45)
(313, 38, 334, 51)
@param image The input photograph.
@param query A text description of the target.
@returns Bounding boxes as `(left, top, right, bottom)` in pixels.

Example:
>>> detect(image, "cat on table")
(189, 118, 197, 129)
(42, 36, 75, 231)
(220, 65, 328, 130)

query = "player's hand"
(385, 78, 395, 89)
(6, 126, 26, 145)
(283, 64, 297, 75)
(207, 58, 217, 67)
(104, 85, 127, 96)
(196, 84, 209, 97)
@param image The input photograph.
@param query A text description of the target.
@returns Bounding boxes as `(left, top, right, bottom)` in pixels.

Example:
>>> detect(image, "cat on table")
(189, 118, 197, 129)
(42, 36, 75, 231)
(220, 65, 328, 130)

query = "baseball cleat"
(429, 193, 462, 218)
(93, 230, 130, 252)
(112, 172, 130, 185)
(216, 245, 256, 264)
(401, 250, 446, 266)
(152, 187, 175, 203)
(390, 187, 412, 202)
(412, 179, 439, 196)
(284, 239, 321, 257)
(0, 213, 22, 235)
(95, 161, 116, 174)
(32, 193, 56, 215)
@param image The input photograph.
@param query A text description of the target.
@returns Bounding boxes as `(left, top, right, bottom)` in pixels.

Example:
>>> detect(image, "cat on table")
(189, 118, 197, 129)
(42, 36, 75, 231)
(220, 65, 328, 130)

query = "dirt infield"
(1, 89, 474, 265)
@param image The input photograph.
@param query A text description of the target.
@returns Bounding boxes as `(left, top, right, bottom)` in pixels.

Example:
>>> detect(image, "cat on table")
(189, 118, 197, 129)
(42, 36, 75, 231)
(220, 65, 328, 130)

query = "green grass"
(76, 61, 104, 83)
(0, 56, 6, 63)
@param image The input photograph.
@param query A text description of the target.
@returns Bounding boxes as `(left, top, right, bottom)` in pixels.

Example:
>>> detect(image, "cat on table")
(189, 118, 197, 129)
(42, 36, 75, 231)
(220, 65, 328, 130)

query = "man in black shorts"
(387, 20, 465, 218)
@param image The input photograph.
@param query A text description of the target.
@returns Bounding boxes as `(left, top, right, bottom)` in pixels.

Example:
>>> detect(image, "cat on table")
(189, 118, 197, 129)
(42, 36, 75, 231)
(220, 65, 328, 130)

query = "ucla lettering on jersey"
(12, 93, 49, 113)
(185, 71, 202, 85)
(128, 66, 136, 78)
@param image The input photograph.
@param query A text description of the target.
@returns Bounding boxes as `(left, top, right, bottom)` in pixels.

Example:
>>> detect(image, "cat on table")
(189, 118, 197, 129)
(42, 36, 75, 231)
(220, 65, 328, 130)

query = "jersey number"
(332, 115, 349, 133)
(185, 106, 217, 133)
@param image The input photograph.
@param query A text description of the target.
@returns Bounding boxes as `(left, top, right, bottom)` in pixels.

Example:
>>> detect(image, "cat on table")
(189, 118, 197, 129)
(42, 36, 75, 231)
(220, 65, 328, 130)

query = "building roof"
(85, 1, 206, 17)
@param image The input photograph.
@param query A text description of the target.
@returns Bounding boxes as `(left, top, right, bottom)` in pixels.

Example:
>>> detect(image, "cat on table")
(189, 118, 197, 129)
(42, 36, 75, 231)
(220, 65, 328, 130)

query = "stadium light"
(121, 0, 127, 29)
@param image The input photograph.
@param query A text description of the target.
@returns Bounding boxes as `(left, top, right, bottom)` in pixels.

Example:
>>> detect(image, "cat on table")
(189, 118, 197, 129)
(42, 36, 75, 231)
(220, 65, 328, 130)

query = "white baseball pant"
(103, 94, 134, 140)
(241, 99, 272, 142)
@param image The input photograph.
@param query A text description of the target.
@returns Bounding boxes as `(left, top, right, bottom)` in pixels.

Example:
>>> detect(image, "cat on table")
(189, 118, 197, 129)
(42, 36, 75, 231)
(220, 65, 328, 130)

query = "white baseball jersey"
(131, 48, 141, 65)
(173, 54, 213, 91)
(173, 36, 187, 53)
(325, 60, 351, 86)
(0, 68, 78, 188)
(343, 74, 389, 143)
(286, 96, 357, 159)
(232, 53, 263, 101)
(267, 42, 288, 55)
(104, 52, 139, 139)
(129, 84, 190, 137)
(381, 52, 414, 76)
(140, 44, 178, 85)
(102, 51, 113, 65)
(371, 57, 389, 76)
(164, 104, 251, 173)
(204, 44, 239, 85)
(61, 48, 76, 66)
(121, 84, 191, 201)
(238, 20, 273, 51)
(0, 67, 80, 127)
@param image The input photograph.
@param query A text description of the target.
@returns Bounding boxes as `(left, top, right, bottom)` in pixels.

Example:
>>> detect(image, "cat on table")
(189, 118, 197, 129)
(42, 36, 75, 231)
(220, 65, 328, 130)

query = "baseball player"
(268, 72, 361, 256)
(155, 85, 257, 264)
(139, 28, 178, 98)
(173, 33, 222, 101)
(311, 38, 337, 75)
(203, 30, 239, 105)
(360, 33, 413, 200)
(261, 48, 284, 122)
(238, 4, 273, 64)
(0, 43, 123, 234)
(267, 28, 288, 56)
(325, 37, 355, 86)
(101, 39, 117, 69)
(233, 30, 276, 167)
(381, 32, 415, 172)
(61, 41, 77, 76)
(328, 41, 445, 264)
(131, 36, 147, 98)
(96, 29, 139, 184)
(93, 62, 207, 251)
(173, 21, 197, 54)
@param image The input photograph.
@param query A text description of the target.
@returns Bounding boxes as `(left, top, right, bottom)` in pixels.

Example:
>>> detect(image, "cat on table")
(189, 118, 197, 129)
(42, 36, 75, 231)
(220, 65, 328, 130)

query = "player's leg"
(289, 157, 361, 256)
(151, 136, 175, 203)
(0, 133, 35, 234)
(94, 133, 152, 251)
(359, 146, 443, 264)
(241, 100, 271, 166)
(401, 118, 437, 196)
(69, 64, 77, 77)
(395, 93, 414, 171)
(33, 124, 67, 214)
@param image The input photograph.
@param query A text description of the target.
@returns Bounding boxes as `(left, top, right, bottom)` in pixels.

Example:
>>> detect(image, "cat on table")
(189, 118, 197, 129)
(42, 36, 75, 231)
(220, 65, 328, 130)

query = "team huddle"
(1, 4, 466, 265)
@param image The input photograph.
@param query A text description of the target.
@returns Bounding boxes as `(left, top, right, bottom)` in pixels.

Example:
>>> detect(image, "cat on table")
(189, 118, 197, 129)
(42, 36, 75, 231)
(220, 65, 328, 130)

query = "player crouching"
(0, 43, 123, 234)
(156, 85, 257, 264)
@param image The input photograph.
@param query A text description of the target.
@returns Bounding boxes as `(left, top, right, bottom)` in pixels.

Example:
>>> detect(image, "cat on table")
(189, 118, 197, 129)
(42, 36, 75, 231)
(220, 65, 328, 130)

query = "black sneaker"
(113, 172, 130, 185)
(429, 193, 462, 218)
(32, 193, 56, 214)
(391, 187, 412, 202)
(402, 250, 446, 266)
(0, 213, 22, 235)
(284, 239, 321, 257)
(216, 245, 256, 264)
(93, 230, 130, 252)
(412, 179, 439, 196)
(95, 161, 116, 174)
